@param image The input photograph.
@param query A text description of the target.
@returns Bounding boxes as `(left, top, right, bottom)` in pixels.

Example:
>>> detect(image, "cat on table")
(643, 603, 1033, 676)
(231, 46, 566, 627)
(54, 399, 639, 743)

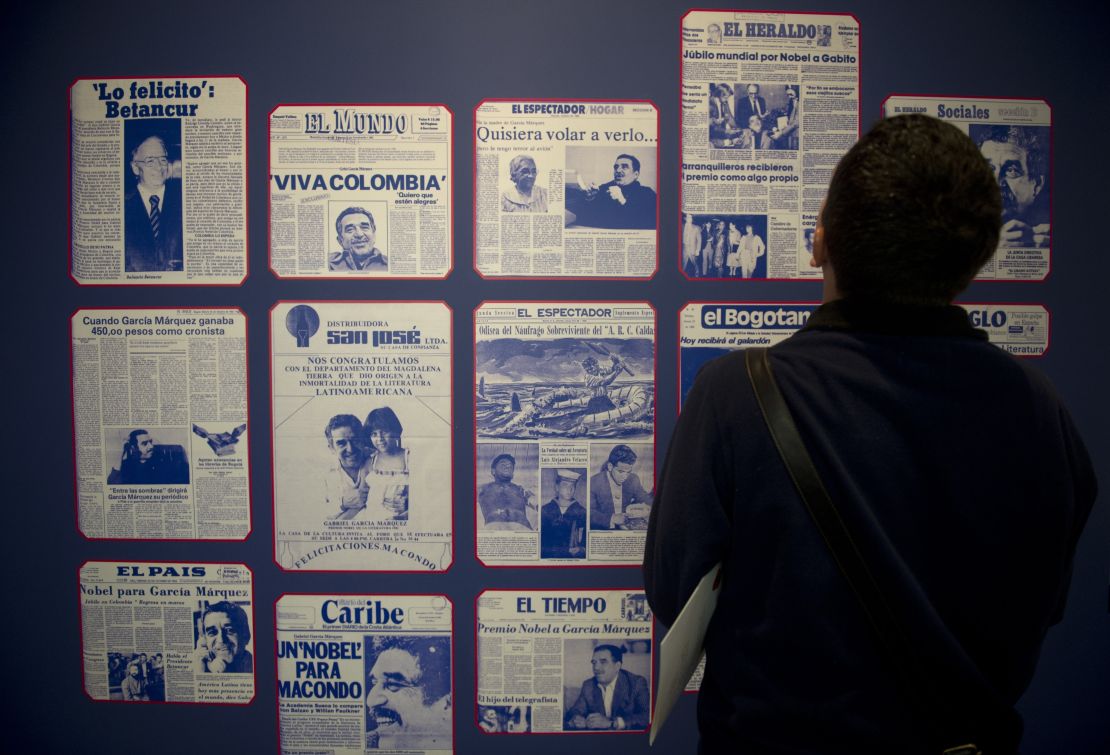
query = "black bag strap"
(745, 347, 980, 755)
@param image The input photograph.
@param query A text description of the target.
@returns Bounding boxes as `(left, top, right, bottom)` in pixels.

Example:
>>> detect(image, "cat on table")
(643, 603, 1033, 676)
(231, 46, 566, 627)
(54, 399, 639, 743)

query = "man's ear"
(810, 225, 827, 268)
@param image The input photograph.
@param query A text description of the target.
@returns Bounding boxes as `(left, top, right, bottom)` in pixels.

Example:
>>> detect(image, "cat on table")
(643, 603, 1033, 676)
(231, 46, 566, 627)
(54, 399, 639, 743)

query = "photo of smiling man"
(365, 635, 452, 750)
(194, 600, 253, 673)
(329, 205, 388, 272)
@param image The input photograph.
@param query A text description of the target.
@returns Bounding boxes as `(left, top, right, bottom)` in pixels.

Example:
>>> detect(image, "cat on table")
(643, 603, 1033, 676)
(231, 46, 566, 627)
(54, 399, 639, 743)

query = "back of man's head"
(822, 115, 1001, 306)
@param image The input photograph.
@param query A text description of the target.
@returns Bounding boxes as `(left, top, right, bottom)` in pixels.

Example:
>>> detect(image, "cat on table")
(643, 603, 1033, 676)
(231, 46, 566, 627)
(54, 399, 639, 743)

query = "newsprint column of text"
(71, 308, 249, 539)
(270, 104, 452, 278)
(80, 561, 255, 704)
(70, 77, 247, 284)
(680, 11, 859, 280)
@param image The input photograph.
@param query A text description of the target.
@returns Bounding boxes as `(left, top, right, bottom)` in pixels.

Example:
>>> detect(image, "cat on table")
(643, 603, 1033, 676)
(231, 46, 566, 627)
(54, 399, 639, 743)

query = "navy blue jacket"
(644, 298, 1096, 753)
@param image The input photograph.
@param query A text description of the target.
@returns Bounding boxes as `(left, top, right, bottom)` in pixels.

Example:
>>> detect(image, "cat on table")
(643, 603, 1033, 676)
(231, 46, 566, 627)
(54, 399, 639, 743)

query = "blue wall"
(4, 0, 1108, 751)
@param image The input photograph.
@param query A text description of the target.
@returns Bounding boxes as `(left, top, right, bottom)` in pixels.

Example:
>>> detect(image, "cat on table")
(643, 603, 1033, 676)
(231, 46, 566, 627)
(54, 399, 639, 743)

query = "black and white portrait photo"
(323, 407, 410, 521)
(108, 651, 165, 701)
(193, 600, 253, 673)
(477, 443, 538, 531)
(709, 83, 800, 150)
(501, 154, 548, 213)
(365, 635, 452, 750)
(564, 147, 657, 230)
(539, 467, 588, 559)
(562, 640, 651, 731)
(329, 204, 388, 272)
(970, 124, 1050, 248)
(124, 119, 183, 272)
(683, 213, 769, 279)
(589, 443, 653, 530)
(478, 704, 531, 733)
(106, 427, 190, 485)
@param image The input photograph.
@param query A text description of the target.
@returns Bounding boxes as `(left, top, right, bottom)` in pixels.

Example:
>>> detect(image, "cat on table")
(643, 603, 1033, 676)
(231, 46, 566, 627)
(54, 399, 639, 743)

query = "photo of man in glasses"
(124, 120, 183, 272)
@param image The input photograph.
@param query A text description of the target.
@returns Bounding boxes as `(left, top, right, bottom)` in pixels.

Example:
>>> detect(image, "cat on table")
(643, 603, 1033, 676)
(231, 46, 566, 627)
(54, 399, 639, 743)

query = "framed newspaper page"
(680, 10, 860, 280)
(474, 99, 659, 279)
(678, 300, 1045, 410)
(69, 76, 247, 285)
(957, 303, 1049, 357)
(475, 302, 656, 567)
(883, 95, 1052, 281)
(276, 593, 453, 754)
(272, 301, 453, 572)
(678, 302, 817, 409)
(71, 307, 250, 540)
(269, 104, 453, 279)
(476, 589, 653, 734)
(79, 561, 255, 704)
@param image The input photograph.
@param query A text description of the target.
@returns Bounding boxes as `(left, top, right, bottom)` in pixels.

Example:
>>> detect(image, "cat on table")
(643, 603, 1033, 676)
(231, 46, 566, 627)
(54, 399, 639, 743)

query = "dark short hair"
(200, 601, 251, 647)
(365, 406, 403, 436)
(607, 444, 637, 467)
(593, 644, 624, 663)
(335, 206, 376, 237)
(491, 453, 516, 471)
(325, 414, 363, 442)
(616, 154, 640, 173)
(368, 635, 451, 704)
(128, 429, 150, 447)
(822, 115, 1001, 306)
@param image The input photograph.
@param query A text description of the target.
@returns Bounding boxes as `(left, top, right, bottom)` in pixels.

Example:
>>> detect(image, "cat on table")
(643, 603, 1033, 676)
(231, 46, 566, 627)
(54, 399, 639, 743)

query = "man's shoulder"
(619, 668, 649, 689)
(328, 252, 350, 270)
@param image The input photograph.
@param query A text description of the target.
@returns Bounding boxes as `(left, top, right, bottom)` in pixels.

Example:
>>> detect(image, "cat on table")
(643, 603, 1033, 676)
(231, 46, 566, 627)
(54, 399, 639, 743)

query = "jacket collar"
(802, 297, 987, 340)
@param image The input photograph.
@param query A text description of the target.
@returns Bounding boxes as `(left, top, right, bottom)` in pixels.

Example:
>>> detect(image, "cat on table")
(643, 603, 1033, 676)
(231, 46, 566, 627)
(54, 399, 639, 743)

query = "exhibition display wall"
(6, 0, 1109, 752)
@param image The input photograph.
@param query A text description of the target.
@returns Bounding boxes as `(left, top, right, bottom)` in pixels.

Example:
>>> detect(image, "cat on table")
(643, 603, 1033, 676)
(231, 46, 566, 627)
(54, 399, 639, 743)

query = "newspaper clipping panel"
(475, 303, 656, 566)
(79, 561, 254, 704)
(270, 105, 452, 278)
(70, 77, 247, 284)
(477, 590, 653, 733)
(72, 308, 249, 540)
(680, 11, 859, 280)
(273, 302, 452, 572)
(679, 303, 816, 406)
(959, 304, 1049, 356)
(475, 101, 659, 278)
(277, 594, 452, 753)
(884, 96, 1051, 280)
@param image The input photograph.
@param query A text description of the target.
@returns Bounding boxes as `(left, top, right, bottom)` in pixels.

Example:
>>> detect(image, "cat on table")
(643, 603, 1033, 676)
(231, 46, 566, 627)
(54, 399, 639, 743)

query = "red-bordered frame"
(78, 560, 256, 705)
(474, 588, 655, 735)
(69, 306, 252, 542)
(269, 300, 455, 573)
(881, 93, 1053, 282)
(956, 301, 1051, 357)
(273, 592, 455, 752)
(678, 10, 862, 281)
(67, 75, 249, 286)
(267, 102, 455, 281)
(472, 98, 661, 281)
(473, 300, 657, 568)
